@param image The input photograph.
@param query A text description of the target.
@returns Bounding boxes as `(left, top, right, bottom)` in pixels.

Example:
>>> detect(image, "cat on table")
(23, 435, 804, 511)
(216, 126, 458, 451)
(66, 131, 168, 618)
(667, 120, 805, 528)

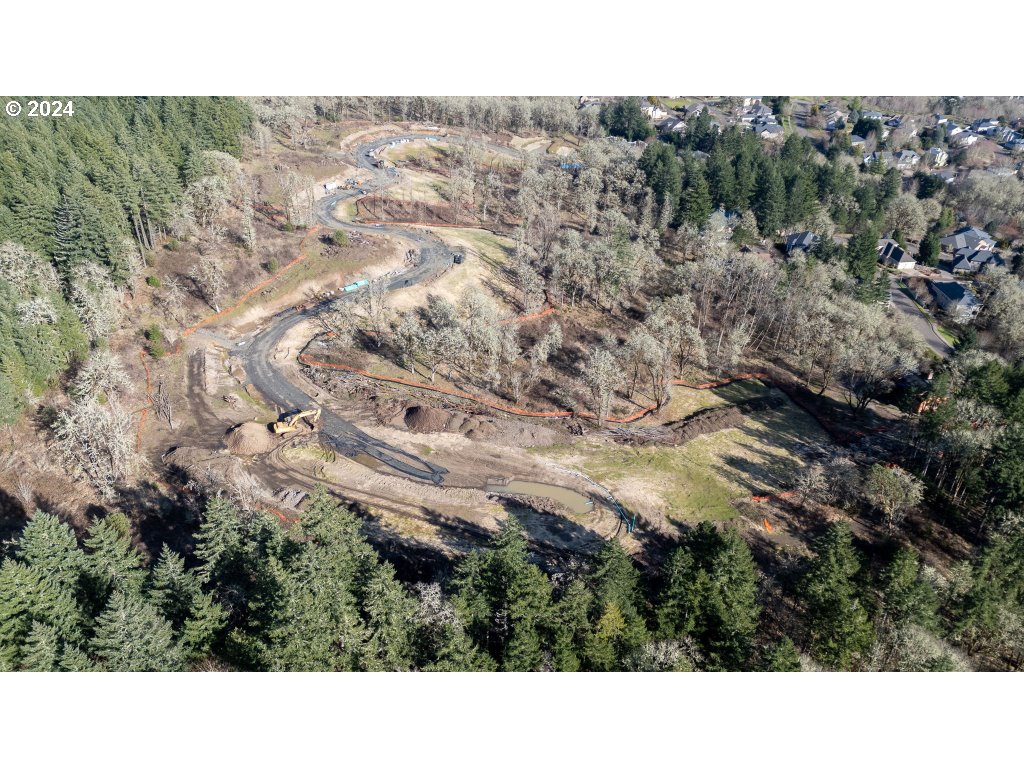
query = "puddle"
(484, 480, 594, 516)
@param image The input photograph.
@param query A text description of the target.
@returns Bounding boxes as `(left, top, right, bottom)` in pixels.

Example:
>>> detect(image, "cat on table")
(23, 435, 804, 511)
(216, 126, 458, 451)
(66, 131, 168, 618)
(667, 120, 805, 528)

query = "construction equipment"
(271, 407, 322, 435)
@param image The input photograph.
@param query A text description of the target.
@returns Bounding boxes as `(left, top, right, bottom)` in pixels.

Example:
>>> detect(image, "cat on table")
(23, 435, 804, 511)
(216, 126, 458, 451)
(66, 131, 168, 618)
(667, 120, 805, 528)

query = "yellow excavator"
(270, 407, 322, 435)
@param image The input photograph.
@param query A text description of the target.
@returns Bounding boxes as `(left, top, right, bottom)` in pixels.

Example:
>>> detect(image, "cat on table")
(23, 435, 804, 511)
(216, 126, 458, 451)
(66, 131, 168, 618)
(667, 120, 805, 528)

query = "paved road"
(889, 277, 954, 358)
(238, 133, 519, 485)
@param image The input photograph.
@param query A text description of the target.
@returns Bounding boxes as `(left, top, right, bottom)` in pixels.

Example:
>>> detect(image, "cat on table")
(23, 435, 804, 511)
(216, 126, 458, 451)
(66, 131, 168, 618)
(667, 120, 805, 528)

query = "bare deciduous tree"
(189, 253, 227, 312)
(53, 398, 144, 500)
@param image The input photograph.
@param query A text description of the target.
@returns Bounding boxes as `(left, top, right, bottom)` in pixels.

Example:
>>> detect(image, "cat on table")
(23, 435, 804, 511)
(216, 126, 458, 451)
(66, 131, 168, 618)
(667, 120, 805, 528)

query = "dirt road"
(237, 133, 521, 485)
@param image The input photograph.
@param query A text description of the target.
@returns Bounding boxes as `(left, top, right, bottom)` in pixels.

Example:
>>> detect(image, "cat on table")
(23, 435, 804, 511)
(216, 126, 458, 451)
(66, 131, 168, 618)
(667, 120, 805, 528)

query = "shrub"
(146, 276, 161, 288)
(282, 222, 295, 232)
(145, 324, 165, 359)
(267, 257, 280, 274)
(331, 229, 350, 247)
(165, 239, 180, 252)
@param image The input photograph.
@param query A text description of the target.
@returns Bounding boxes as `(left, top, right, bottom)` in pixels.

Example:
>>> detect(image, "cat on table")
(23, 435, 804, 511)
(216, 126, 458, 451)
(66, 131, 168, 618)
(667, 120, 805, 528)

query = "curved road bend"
(240, 134, 519, 485)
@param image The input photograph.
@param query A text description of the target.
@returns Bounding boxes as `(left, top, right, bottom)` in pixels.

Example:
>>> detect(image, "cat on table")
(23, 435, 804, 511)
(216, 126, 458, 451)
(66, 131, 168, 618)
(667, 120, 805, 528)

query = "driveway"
(889, 277, 954, 358)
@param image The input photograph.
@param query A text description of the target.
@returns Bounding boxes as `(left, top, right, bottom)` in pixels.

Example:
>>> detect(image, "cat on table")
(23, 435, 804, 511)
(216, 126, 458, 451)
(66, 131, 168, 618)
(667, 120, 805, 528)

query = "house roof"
(786, 231, 818, 252)
(941, 227, 995, 251)
(932, 281, 978, 305)
(878, 239, 914, 264)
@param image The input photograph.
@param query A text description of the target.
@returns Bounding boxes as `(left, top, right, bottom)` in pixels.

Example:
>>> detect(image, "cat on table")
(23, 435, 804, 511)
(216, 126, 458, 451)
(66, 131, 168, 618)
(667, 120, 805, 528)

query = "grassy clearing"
(536, 389, 830, 524)
(653, 379, 768, 423)
(661, 98, 694, 110)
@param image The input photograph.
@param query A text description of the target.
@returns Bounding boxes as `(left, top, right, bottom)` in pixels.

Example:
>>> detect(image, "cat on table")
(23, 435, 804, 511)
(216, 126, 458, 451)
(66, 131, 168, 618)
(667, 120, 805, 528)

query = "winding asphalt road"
(238, 134, 518, 485)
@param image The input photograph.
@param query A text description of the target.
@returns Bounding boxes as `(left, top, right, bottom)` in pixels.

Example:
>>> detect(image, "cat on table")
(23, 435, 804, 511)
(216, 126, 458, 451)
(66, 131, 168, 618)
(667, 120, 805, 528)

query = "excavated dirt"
(665, 405, 748, 445)
(404, 405, 450, 432)
(224, 421, 276, 455)
(163, 446, 256, 487)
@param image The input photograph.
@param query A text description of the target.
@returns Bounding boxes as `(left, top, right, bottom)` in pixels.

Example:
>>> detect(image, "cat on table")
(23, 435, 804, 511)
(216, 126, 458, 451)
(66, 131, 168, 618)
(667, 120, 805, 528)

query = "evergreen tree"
(801, 523, 875, 669)
(679, 165, 713, 228)
(753, 159, 785, 236)
(84, 513, 146, 605)
(878, 547, 938, 629)
(846, 224, 881, 285)
(655, 524, 759, 669)
(19, 621, 61, 671)
(761, 637, 802, 672)
(551, 580, 593, 672)
(90, 590, 183, 671)
(361, 563, 417, 671)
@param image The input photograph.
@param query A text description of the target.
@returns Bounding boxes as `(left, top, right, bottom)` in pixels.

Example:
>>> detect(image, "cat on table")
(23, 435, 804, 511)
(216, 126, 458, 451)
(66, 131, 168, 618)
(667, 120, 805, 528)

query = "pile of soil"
(404, 405, 450, 433)
(666, 406, 746, 445)
(224, 421, 276, 455)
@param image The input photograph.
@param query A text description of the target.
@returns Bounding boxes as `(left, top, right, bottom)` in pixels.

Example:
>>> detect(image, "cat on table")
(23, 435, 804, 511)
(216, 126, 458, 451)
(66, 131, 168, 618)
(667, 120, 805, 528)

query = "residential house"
(850, 134, 867, 149)
(930, 281, 982, 321)
(1007, 139, 1024, 155)
(657, 116, 685, 135)
(951, 131, 980, 148)
(785, 231, 819, 256)
(893, 149, 921, 171)
(949, 248, 1005, 274)
(754, 121, 784, 141)
(932, 168, 958, 184)
(824, 110, 848, 131)
(940, 226, 996, 253)
(878, 239, 916, 270)
(687, 102, 708, 116)
(739, 104, 774, 123)
(641, 103, 669, 121)
(863, 150, 895, 170)
(946, 123, 966, 137)
(926, 146, 949, 168)
(862, 110, 883, 121)
(741, 97, 763, 108)
(971, 118, 1001, 135)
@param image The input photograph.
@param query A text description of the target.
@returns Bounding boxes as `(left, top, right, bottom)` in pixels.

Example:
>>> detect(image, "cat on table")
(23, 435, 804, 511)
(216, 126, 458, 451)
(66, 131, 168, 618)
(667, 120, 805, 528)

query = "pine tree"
(84, 513, 146, 605)
(761, 637, 802, 671)
(90, 590, 183, 671)
(361, 563, 417, 671)
(754, 159, 785, 236)
(585, 602, 628, 671)
(551, 580, 594, 672)
(680, 166, 713, 228)
(878, 547, 938, 629)
(20, 621, 61, 671)
(655, 524, 759, 669)
(801, 523, 875, 669)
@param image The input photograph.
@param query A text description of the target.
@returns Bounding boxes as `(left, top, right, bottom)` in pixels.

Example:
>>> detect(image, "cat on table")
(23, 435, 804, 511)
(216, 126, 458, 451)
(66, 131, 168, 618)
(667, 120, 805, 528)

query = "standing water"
(484, 480, 594, 516)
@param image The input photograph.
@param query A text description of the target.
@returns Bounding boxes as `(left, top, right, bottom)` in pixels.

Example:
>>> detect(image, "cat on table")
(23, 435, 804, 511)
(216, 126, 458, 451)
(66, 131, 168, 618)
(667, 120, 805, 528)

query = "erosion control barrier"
(298, 354, 771, 425)
(139, 226, 322, 447)
(181, 225, 321, 339)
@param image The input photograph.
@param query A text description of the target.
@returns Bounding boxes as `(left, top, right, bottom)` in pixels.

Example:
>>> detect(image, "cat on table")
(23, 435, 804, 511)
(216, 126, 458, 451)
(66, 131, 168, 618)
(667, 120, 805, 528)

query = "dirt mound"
(404, 405, 450, 433)
(666, 405, 746, 445)
(224, 421, 276, 455)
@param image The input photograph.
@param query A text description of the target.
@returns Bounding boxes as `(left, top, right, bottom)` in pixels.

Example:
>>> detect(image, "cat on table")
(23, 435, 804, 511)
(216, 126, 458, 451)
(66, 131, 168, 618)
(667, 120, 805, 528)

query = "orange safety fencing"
(138, 226, 322, 447)
(499, 307, 558, 325)
(181, 225, 321, 339)
(297, 353, 767, 425)
(752, 491, 795, 503)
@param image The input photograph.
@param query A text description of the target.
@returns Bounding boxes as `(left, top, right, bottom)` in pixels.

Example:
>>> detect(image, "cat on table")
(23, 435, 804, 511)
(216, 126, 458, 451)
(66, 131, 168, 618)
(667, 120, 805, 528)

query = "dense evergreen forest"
(4, 485, 1016, 671)
(0, 96, 252, 421)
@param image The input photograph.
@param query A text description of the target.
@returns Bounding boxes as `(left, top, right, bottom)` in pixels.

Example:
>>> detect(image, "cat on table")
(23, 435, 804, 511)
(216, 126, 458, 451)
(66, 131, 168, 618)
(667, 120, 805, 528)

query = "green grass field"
(535, 382, 830, 524)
